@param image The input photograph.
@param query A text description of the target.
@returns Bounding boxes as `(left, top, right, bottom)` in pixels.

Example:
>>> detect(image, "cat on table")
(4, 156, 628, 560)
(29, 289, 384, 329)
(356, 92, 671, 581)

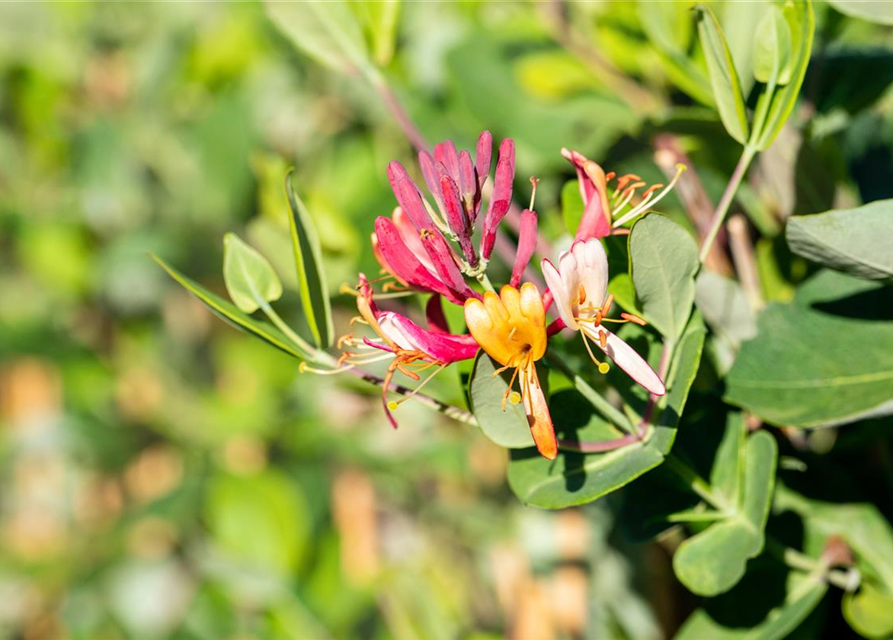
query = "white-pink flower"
(541, 238, 666, 396)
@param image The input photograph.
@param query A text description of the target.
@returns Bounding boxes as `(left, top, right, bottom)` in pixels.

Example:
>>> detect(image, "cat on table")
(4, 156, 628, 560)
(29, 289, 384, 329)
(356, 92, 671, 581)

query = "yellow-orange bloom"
(464, 283, 557, 460)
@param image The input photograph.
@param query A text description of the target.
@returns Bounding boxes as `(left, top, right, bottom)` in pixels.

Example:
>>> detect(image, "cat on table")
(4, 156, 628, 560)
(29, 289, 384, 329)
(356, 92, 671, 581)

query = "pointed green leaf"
(695, 5, 749, 144)
(264, 0, 370, 75)
(630, 214, 699, 342)
(469, 351, 535, 449)
(786, 200, 893, 282)
(223, 233, 283, 314)
(152, 254, 310, 360)
(286, 172, 335, 348)
(756, 0, 814, 149)
(352, 0, 400, 66)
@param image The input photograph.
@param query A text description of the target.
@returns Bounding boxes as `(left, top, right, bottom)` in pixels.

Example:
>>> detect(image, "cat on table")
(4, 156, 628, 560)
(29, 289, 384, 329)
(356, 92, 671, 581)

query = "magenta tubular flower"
(480, 138, 515, 261)
(562, 148, 685, 242)
(510, 208, 538, 288)
(332, 274, 479, 427)
(541, 239, 666, 396)
(374, 131, 521, 305)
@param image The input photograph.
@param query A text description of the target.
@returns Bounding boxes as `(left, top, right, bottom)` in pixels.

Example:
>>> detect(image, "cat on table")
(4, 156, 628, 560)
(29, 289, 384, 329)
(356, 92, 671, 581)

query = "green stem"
(698, 145, 757, 264)
(664, 453, 729, 511)
(546, 352, 636, 436)
(765, 537, 859, 591)
(260, 302, 318, 360)
(476, 272, 496, 293)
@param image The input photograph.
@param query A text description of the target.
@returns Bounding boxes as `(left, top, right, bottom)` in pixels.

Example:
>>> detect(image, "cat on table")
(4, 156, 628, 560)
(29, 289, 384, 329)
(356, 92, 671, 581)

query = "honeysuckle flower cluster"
(312, 132, 679, 460)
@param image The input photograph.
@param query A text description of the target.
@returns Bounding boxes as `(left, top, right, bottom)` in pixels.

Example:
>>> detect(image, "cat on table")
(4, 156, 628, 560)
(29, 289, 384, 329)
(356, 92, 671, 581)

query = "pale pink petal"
(571, 238, 609, 312)
(541, 257, 577, 329)
(586, 326, 666, 396)
(510, 208, 538, 287)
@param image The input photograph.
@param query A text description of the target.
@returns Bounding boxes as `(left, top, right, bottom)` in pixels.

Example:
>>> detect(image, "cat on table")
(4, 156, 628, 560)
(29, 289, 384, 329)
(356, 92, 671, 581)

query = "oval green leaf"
(786, 200, 893, 282)
(630, 214, 699, 342)
(223, 233, 283, 314)
(753, 6, 793, 85)
(695, 4, 749, 144)
(469, 351, 535, 449)
(726, 271, 893, 427)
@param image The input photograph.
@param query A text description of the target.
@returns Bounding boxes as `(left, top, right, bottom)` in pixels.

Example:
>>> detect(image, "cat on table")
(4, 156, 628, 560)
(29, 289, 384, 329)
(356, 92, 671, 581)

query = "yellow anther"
(598, 363, 610, 374)
(509, 391, 522, 405)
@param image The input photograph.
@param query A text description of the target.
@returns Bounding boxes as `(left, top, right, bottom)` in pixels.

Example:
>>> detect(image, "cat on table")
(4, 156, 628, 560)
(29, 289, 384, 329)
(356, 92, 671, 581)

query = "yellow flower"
(464, 283, 557, 460)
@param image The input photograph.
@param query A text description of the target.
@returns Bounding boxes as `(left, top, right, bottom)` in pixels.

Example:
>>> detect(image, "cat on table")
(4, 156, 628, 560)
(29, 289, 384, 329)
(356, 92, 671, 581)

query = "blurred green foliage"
(2, 2, 893, 639)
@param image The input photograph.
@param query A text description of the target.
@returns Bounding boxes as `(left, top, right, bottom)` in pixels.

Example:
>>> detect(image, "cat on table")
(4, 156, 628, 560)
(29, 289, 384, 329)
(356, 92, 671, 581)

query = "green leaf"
(695, 271, 758, 347)
(827, 0, 893, 25)
(776, 486, 893, 593)
(676, 559, 828, 640)
(786, 200, 893, 282)
(843, 583, 893, 639)
(152, 254, 310, 360)
(755, 0, 815, 149)
(695, 5, 749, 144)
(265, 0, 370, 75)
(673, 430, 777, 596)
(637, 0, 693, 56)
(709, 412, 746, 504)
(223, 233, 283, 314)
(206, 470, 310, 576)
(286, 172, 335, 348)
(630, 214, 699, 342)
(561, 179, 584, 236)
(469, 351, 534, 449)
(351, 0, 400, 66)
(507, 313, 705, 509)
(753, 6, 793, 85)
(725, 271, 893, 427)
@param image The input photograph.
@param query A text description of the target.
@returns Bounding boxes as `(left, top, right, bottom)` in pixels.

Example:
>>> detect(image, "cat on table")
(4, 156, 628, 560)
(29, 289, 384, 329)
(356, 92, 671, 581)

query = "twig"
(654, 135, 733, 275)
(558, 431, 642, 453)
(727, 214, 764, 310)
(699, 146, 757, 264)
(369, 72, 428, 154)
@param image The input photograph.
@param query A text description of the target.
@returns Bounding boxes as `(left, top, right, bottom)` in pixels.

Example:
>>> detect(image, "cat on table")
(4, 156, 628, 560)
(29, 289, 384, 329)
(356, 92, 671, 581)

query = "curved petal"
(586, 326, 666, 396)
(571, 238, 609, 315)
(387, 161, 434, 230)
(541, 258, 576, 330)
(481, 138, 515, 260)
(510, 208, 537, 288)
(384, 312, 480, 363)
(522, 365, 557, 460)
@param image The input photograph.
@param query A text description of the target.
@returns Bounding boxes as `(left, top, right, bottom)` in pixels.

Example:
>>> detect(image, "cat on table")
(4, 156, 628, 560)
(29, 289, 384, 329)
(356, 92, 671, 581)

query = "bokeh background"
(2, 2, 892, 639)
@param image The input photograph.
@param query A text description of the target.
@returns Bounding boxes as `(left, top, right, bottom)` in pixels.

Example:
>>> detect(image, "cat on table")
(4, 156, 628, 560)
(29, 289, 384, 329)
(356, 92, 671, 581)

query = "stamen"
(614, 173, 642, 193)
(509, 391, 521, 405)
(350, 316, 369, 327)
(389, 363, 448, 408)
(621, 312, 646, 326)
(507, 326, 518, 342)
(605, 171, 616, 182)
(529, 176, 540, 211)
(578, 285, 587, 305)
(612, 163, 686, 228)
(299, 362, 355, 375)
(579, 328, 610, 374)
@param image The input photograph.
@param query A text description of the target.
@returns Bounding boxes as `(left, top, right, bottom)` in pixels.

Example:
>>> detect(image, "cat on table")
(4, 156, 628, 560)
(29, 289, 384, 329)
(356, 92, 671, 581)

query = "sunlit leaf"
(469, 351, 535, 449)
(265, 0, 370, 75)
(630, 214, 699, 342)
(755, 0, 815, 149)
(286, 172, 335, 348)
(726, 271, 893, 427)
(753, 6, 793, 85)
(786, 200, 893, 282)
(695, 4, 749, 144)
(827, 0, 893, 25)
(153, 254, 311, 360)
(843, 583, 893, 639)
(222, 233, 283, 314)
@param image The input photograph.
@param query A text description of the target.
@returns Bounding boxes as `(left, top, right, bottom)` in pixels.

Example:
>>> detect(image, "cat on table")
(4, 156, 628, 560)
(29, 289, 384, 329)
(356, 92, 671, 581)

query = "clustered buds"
(312, 132, 680, 460)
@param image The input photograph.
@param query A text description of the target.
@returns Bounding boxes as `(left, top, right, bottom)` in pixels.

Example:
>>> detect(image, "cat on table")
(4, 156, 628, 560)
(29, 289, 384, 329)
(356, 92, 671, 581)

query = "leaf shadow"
(810, 286, 893, 321)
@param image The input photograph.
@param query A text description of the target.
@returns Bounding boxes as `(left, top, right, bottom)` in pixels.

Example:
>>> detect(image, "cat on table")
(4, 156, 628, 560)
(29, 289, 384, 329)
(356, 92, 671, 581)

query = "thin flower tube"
(464, 283, 557, 460)
(542, 238, 666, 396)
(304, 274, 479, 428)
